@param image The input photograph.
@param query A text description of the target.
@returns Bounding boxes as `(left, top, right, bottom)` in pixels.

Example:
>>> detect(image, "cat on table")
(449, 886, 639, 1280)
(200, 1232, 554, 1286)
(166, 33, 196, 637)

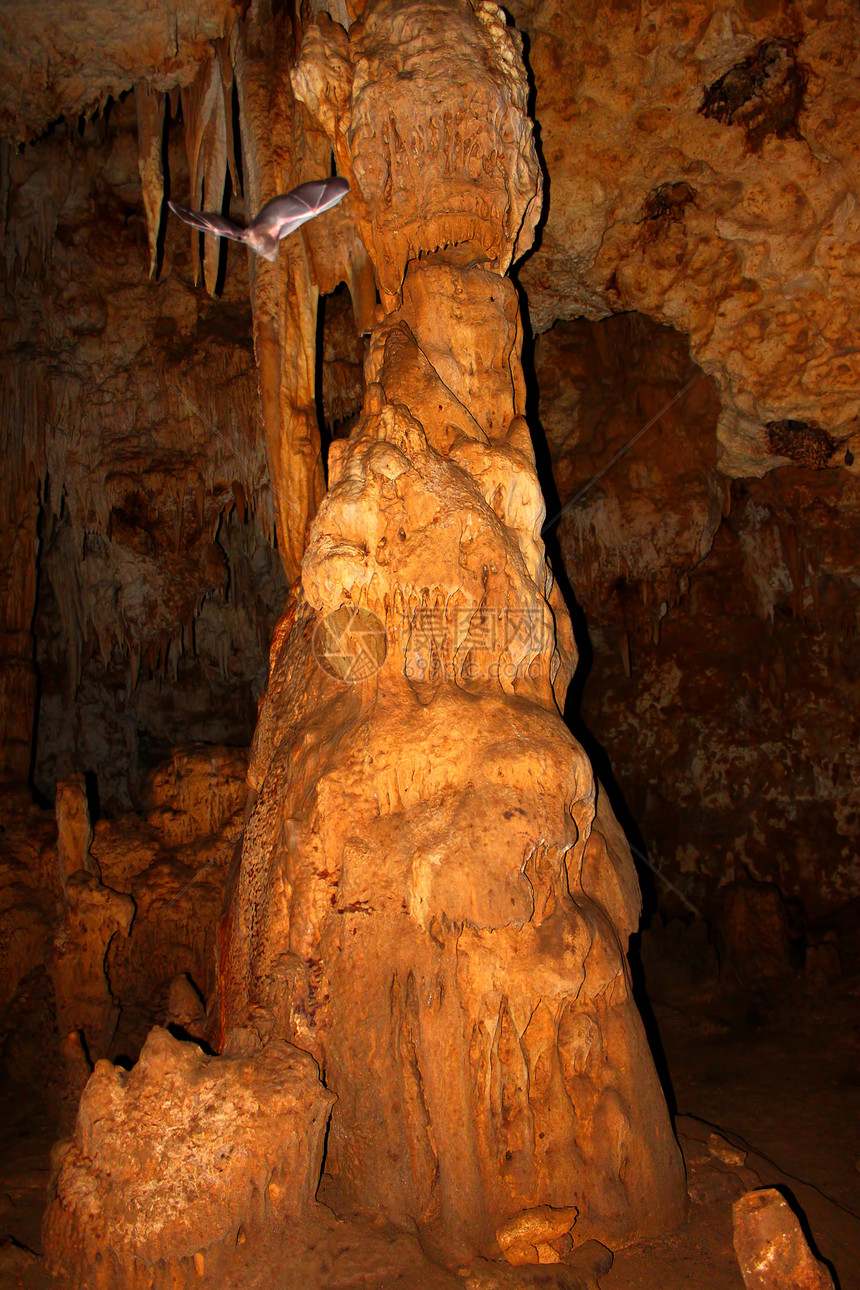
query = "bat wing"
(251, 178, 350, 242)
(168, 201, 250, 246)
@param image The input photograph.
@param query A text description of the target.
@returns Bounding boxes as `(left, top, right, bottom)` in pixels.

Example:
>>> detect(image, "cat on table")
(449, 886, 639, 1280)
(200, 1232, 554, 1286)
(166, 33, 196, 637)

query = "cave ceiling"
(0, 0, 243, 142)
(2, 0, 858, 478)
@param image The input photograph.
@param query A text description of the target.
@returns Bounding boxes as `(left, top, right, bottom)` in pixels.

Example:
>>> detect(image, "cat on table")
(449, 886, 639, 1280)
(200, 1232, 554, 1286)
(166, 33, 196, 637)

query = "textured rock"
(48, 871, 134, 1061)
(143, 743, 248, 844)
(0, 0, 242, 142)
(538, 314, 860, 916)
(1, 737, 245, 1097)
(583, 468, 860, 918)
(165, 973, 207, 1039)
(708, 1133, 747, 1169)
(0, 818, 53, 1023)
(98, 785, 245, 1052)
(55, 774, 99, 886)
(231, 3, 332, 582)
(496, 1206, 578, 1265)
(0, 435, 39, 783)
(320, 285, 367, 440)
(57, 1029, 94, 1134)
(298, 0, 542, 303)
(511, 0, 860, 475)
(1, 92, 286, 809)
(712, 879, 792, 983)
(733, 1188, 834, 1289)
(537, 313, 725, 644)
(218, 0, 685, 1265)
(43, 1026, 335, 1289)
(0, 1237, 37, 1280)
(464, 1239, 612, 1289)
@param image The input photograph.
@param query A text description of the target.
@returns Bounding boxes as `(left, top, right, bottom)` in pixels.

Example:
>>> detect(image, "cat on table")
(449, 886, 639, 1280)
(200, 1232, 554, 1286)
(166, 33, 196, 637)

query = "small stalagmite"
(43, 1027, 335, 1289)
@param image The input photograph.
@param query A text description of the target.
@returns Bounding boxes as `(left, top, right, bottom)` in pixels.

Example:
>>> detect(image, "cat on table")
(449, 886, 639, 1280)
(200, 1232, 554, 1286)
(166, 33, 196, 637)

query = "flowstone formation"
(217, 0, 685, 1264)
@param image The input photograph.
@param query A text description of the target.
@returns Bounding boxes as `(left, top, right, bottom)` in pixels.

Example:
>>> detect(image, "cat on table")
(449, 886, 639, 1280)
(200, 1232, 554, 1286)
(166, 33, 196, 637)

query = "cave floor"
(1, 971, 857, 1290)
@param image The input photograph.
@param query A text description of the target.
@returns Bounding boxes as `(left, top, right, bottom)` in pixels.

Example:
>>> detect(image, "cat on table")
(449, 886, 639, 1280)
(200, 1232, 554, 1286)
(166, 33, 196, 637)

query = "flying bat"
(168, 177, 350, 262)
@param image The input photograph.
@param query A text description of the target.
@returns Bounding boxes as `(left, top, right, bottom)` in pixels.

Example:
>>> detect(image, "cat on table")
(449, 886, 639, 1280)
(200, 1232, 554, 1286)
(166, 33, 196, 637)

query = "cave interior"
(0, 1, 858, 1288)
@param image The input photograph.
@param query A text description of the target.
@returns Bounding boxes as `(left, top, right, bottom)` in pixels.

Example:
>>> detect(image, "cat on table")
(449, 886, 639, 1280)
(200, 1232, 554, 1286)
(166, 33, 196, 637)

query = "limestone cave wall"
(1, 92, 284, 810)
(536, 314, 860, 919)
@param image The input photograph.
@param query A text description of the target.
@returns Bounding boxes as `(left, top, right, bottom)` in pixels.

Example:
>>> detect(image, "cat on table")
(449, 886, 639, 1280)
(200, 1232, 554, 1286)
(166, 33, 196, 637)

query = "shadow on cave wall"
(515, 284, 660, 910)
(515, 289, 683, 1104)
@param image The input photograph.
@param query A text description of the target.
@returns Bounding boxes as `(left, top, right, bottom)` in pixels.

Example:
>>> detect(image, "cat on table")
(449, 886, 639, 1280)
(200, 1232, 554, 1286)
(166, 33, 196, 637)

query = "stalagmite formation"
(43, 1027, 334, 1289)
(55, 775, 99, 886)
(0, 0, 858, 1285)
(48, 872, 133, 1063)
(216, 0, 685, 1265)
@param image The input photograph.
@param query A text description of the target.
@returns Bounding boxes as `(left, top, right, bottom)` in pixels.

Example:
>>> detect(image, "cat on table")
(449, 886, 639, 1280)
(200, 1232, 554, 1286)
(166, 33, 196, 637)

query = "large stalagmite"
(217, 0, 685, 1263)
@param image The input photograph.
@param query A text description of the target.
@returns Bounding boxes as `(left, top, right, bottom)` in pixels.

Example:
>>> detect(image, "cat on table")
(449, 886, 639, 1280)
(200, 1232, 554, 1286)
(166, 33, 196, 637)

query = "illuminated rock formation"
(217, 0, 685, 1264)
(44, 1027, 334, 1289)
(48, 871, 133, 1063)
(0, 0, 241, 142)
(509, 0, 860, 476)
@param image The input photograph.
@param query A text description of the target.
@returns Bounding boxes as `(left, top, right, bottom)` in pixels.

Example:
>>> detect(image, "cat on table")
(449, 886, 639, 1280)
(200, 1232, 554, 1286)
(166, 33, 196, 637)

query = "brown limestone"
(55, 774, 99, 887)
(711, 879, 792, 983)
(733, 1188, 835, 1289)
(536, 312, 860, 916)
(0, 0, 241, 143)
(219, 288, 686, 1258)
(43, 1026, 335, 1290)
(509, 0, 860, 476)
(143, 743, 248, 845)
(0, 739, 245, 1109)
(537, 313, 726, 644)
(292, 0, 542, 305)
(48, 872, 134, 1062)
(165, 973, 207, 1039)
(1, 91, 285, 809)
(218, 0, 685, 1266)
(231, 3, 331, 581)
(0, 793, 55, 1038)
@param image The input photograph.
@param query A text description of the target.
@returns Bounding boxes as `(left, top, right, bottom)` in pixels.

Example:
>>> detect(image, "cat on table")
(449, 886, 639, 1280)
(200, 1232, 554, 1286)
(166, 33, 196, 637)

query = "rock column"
(217, 0, 686, 1263)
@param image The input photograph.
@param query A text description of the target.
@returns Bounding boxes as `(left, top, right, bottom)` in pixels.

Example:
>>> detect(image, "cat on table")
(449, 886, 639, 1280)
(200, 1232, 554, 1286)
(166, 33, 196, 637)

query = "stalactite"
(134, 84, 166, 279)
(232, 0, 331, 581)
(180, 55, 229, 294)
(620, 631, 632, 678)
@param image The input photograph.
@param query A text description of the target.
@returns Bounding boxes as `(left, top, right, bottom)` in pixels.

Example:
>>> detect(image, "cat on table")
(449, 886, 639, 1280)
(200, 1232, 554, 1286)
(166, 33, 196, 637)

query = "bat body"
(168, 177, 350, 262)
